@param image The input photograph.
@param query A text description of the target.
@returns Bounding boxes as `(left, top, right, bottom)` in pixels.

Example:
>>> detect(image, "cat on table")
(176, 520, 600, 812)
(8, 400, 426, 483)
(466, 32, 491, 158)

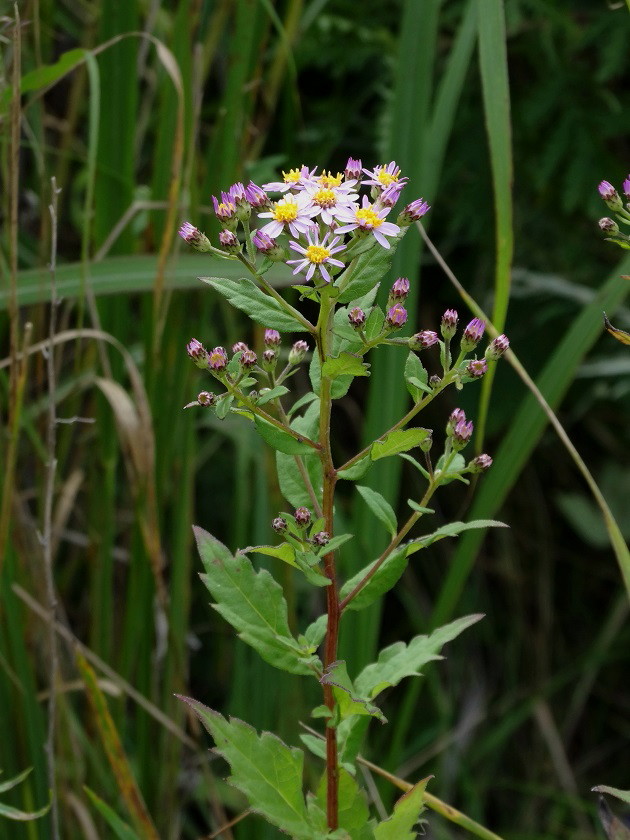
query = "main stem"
(317, 290, 340, 831)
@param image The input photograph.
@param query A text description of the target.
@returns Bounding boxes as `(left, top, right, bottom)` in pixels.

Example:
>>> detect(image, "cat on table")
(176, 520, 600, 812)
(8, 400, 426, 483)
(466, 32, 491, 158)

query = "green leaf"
(0, 767, 33, 795)
(247, 543, 298, 568)
(400, 453, 430, 480)
(321, 352, 370, 379)
(405, 519, 508, 556)
(194, 527, 320, 675)
(592, 787, 630, 807)
(0, 48, 88, 110)
(338, 454, 372, 481)
(83, 788, 140, 839)
(200, 276, 307, 332)
(254, 415, 315, 455)
(256, 385, 290, 405)
(339, 546, 409, 612)
(294, 551, 331, 587)
(320, 661, 387, 723)
(316, 769, 374, 840)
(301, 614, 327, 650)
(214, 393, 234, 420)
(310, 350, 356, 399)
(318, 533, 353, 555)
(356, 485, 397, 537)
(404, 352, 429, 402)
(276, 399, 322, 508)
(364, 306, 385, 342)
(407, 501, 434, 515)
(288, 391, 318, 418)
(371, 428, 431, 461)
(356, 614, 484, 699)
(337, 241, 396, 303)
(177, 700, 316, 840)
(374, 778, 428, 840)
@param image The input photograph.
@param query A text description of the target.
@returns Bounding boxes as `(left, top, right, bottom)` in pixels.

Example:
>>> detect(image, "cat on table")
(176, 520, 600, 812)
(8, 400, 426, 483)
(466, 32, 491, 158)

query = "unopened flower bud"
(179, 222, 212, 252)
(208, 346, 228, 372)
(197, 391, 216, 407)
(446, 408, 466, 436)
(386, 303, 408, 329)
(419, 431, 433, 452)
(345, 157, 362, 181)
(240, 349, 257, 367)
(289, 340, 308, 365)
(452, 417, 474, 449)
(379, 181, 405, 208)
(294, 507, 311, 527)
(398, 198, 430, 225)
(465, 358, 488, 379)
(598, 180, 623, 212)
(312, 531, 330, 547)
(485, 334, 510, 361)
(441, 309, 459, 339)
(429, 375, 442, 388)
(460, 318, 485, 352)
(409, 330, 438, 350)
(599, 217, 620, 234)
(252, 229, 286, 261)
(623, 175, 630, 199)
(264, 329, 281, 347)
(468, 453, 493, 473)
(187, 338, 210, 369)
(348, 307, 366, 329)
(272, 516, 288, 533)
(232, 341, 249, 355)
(219, 229, 240, 253)
(212, 194, 238, 228)
(245, 181, 269, 209)
(262, 348, 277, 371)
(389, 276, 410, 301)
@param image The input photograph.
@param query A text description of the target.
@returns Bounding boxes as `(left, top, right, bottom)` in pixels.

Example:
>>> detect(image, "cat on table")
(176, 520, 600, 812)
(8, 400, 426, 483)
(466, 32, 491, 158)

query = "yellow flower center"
(356, 206, 382, 228)
(305, 244, 330, 264)
(318, 171, 343, 188)
(272, 198, 299, 223)
(217, 201, 234, 215)
(313, 188, 336, 207)
(282, 168, 303, 184)
(377, 170, 398, 186)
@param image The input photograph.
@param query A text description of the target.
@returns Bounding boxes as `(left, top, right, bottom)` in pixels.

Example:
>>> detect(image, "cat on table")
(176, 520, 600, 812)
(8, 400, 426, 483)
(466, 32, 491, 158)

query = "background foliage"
(1, 0, 629, 838)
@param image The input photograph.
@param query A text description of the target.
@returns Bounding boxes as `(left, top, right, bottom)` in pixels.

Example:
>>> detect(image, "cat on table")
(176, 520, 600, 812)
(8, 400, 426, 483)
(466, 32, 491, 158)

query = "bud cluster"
(597, 176, 630, 249)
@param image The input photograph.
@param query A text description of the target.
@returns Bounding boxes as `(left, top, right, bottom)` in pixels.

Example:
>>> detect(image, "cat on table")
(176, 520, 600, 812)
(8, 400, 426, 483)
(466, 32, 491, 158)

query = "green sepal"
(356, 485, 397, 537)
(320, 661, 387, 723)
(371, 428, 431, 460)
(254, 414, 316, 455)
(200, 275, 307, 332)
(374, 778, 429, 840)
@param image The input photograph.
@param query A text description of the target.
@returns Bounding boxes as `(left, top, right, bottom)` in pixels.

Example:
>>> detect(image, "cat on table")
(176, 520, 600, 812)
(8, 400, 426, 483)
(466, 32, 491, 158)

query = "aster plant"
(177, 160, 509, 839)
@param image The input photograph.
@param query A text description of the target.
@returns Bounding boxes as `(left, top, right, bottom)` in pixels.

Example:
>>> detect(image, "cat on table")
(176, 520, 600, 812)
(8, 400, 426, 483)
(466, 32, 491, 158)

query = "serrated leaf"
(356, 485, 397, 537)
(200, 276, 307, 332)
(336, 241, 396, 303)
(177, 700, 315, 840)
(320, 661, 387, 723)
(356, 615, 484, 699)
(194, 527, 320, 675)
(339, 546, 409, 612)
(316, 769, 373, 840)
(405, 519, 508, 556)
(310, 350, 355, 399)
(322, 352, 370, 379)
(371, 428, 431, 460)
(257, 385, 289, 405)
(247, 543, 298, 568)
(338, 454, 372, 481)
(374, 778, 429, 840)
(404, 352, 429, 403)
(277, 399, 322, 508)
(254, 415, 316, 455)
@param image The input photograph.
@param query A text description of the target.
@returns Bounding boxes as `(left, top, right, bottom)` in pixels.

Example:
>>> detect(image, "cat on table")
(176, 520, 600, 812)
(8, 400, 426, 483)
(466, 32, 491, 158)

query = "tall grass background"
(1, 1, 629, 838)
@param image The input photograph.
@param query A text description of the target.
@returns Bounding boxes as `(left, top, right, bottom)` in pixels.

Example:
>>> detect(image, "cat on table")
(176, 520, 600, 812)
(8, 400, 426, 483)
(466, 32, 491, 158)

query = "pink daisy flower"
(287, 227, 345, 283)
(335, 195, 401, 249)
(362, 160, 408, 190)
(263, 165, 318, 194)
(257, 191, 317, 238)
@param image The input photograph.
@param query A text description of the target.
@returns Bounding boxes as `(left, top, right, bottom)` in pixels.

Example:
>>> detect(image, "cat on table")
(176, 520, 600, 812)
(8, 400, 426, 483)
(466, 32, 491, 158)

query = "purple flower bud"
(197, 391, 216, 407)
(232, 341, 249, 355)
(240, 349, 257, 367)
(264, 329, 281, 347)
(598, 180, 623, 212)
(386, 303, 408, 329)
(345, 157, 362, 181)
(229, 181, 247, 205)
(208, 346, 228, 372)
(294, 506, 311, 527)
(599, 217, 620, 234)
(409, 330, 438, 350)
(461, 318, 485, 352)
(441, 309, 459, 339)
(485, 334, 510, 361)
(468, 453, 493, 473)
(253, 230, 276, 252)
(245, 181, 270, 208)
(212, 194, 237, 224)
(348, 307, 366, 329)
(262, 348, 277, 370)
(452, 417, 474, 448)
(390, 276, 410, 300)
(272, 516, 288, 533)
(289, 340, 308, 365)
(446, 408, 466, 436)
(187, 338, 210, 369)
(399, 198, 431, 224)
(312, 531, 330, 547)
(219, 229, 240, 252)
(429, 374, 442, 388)
(179, 222, 212, 252)
(465, 358, 488, 379)
(623, 175, 630, 198)
(379, 181, 405, 208)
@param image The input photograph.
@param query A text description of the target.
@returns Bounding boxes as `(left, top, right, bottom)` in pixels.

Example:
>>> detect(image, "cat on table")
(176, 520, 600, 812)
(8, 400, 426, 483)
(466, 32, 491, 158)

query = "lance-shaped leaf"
(404, 352, 430, 402)
(405, 519, 508, 556)
(356, 485, 397, 537)
(356, 614, 484, 699)
(373, 778, 429, 840)
(315, 769, 374, 840)
(322, 352, 370, 379)
(83, 788, 141, 840)
(0, 768, 50, 822)
(256, 385, 289, 405)
(338, 453, 372, 481)
(276, 398, 323, 508)
(371, 428, 431, 460)
(200, 276, 307, 332)
(254, 415, 317, 455)
(246, 543, 299, 569)
(194, 526, 320, 675)
(178, 699, 316, 840)
(336, 239, 396, 303)
(339, 546, 409, 612)
(320, 661, 387, 723)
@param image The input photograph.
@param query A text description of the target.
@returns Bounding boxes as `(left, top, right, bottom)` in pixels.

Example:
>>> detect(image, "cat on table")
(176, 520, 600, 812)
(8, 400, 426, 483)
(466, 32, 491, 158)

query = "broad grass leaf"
(194, 526, 320, 675)
(200, 276, 307, 332)
(320, 661, 386, 723)
(339, 546, 409, 612)
(356, 485, 397, 537)
(371, 428, 431, 460)
(374, 778, 428, 840)
(355, 614, 484, 699)
(177, 700, 316, 840)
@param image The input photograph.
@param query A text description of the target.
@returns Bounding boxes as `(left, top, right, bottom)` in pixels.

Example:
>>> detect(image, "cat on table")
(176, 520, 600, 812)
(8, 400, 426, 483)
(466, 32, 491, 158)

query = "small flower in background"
(312, 531, 330, 547)
(465, 358, 488, 379)
(262, 349, 277, 371)
(258, 192, 317, 238)
(389, 276, 410, 301)
(208, 346, 228, 372)
(294, 507, 312, 527)
(362, 160, 408, 190)
(263, 165, 317, 193)
(272, 517, 288, 533)
(386, 303, 408, 329)
(409, 330, 438, 350)
(245, 181, 270, 208)
(335, 195, 401, 249)
(468, 453, 493, 473)
(264, 329, 281, 347)
(218, 229, 240, 253)
(599, 217, 620, 234)
(287, 227, 345, 283)
(485, 334, 510, 361)
(240, 349, 258, 368)
(179, 222, 212, 252)
(187, 338, 210, 368)
(441, 309, 459, 339)
(197, 391, 216, 407)
(232, 341, 249, 355)
(398, 198, 431, 225)
(344, 157, 363, 182)
(598, 180, 623, 212)
(460, 318, 485, 352)
(623, 175, 630, 198)
(348, 307, 366, 329)
(289, 340, 309, 365)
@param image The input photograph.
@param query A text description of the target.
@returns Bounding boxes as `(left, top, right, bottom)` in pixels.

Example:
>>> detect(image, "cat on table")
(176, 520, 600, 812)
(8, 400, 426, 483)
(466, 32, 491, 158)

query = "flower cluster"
(597, 176, 630, 250)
